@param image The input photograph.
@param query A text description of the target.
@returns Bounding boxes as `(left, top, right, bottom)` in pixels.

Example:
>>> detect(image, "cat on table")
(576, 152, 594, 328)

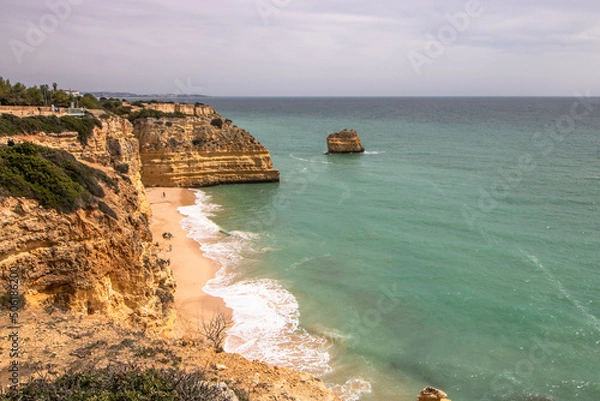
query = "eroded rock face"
(134, 114, 280, 187)
(143, 102, 216, 117)
(0, 185, 175, 331)
(0, 113, 175, 331)
(327, 129, 365, 154)
(417, 386, 451, 401)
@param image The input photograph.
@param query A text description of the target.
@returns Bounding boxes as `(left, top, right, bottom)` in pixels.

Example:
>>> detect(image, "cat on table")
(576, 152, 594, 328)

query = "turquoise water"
(176, 97, 599, 401)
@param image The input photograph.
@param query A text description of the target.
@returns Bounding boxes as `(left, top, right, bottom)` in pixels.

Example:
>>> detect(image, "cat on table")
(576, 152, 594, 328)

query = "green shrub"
(0, 114, 102, 145)
(79, 94, 102, 109)
(0, 292, 26, 311)
(0, 367, 230, 401)
(99, 98, 122, 112)
(127, 109, 185, 122)
(0, 143, 116, 213)
(116, 162, 129, 174)
(191, 136, 205, 147)
(210, 118, 223, 129)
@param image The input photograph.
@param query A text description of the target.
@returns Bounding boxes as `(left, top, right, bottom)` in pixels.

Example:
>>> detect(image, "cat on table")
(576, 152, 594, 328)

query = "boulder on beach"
(417, 386, 451, 401)
(326, 129, 365, 154)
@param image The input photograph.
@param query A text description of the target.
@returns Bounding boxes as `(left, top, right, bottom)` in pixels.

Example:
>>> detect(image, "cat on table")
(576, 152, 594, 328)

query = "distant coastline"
(86, 91, 210, 99)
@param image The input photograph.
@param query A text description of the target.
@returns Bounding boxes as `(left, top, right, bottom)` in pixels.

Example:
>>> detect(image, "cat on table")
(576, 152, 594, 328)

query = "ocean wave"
(289, 153, 332, 164)
(178, 189, 373, 398)
(363, 150, 384, 155)
(329, 378, 372, 401)
(178, 190, 332, 377)
(207, 277, 332, 376)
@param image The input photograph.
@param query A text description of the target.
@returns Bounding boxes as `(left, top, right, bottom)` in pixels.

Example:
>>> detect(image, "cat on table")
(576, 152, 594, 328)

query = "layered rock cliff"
(327, 129, 365, 154)
(133, 112, 280, 187)
(0, 189, 175, 330)
(0, 113, 174, 330)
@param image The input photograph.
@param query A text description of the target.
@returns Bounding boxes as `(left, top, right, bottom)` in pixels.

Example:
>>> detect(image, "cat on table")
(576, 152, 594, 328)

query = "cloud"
(0, 0, 598, 95)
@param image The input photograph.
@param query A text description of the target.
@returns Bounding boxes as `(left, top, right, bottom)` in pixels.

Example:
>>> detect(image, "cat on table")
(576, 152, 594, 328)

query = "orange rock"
(418, 386, 451, 401)
(327, 129, 365, 154)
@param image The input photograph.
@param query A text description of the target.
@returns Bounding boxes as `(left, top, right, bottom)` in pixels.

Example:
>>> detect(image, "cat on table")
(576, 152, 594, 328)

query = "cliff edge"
(132, 104, 280, 187)
(0, 112, 175, 331)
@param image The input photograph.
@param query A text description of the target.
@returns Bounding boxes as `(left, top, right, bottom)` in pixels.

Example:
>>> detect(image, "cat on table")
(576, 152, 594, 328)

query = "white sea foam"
(522, 251, 600, 333)
(289, 153, 332, 164)
(363, 150, 384, 155)
(178, 190, 371, 398)
(330, 378, 373, 401)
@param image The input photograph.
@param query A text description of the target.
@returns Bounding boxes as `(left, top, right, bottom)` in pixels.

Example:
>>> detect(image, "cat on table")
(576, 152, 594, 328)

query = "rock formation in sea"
(133, 106, 280, 187)
(326, 129, 365, 154)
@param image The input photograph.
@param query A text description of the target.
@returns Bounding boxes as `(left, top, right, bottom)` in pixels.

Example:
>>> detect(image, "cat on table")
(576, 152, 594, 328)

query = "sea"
(150, 97, 599, 401)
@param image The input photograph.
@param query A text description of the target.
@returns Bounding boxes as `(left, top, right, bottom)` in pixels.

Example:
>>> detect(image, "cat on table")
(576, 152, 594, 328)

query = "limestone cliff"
(0, 192, 175, 330)
(327, 129, 365, 154)
(142, 102, 217, 117)
(133, 112, 280, 187)
(21, 111, 151, 215)
(0, 113, 175, 331)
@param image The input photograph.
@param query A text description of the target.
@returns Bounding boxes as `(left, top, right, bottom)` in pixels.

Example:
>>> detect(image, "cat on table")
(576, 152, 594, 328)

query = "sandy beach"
(147, 187, 230, 338)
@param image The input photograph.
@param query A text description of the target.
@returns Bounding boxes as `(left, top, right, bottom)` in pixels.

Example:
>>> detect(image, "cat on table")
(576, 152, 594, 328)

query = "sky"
(1, 0, 599, 96)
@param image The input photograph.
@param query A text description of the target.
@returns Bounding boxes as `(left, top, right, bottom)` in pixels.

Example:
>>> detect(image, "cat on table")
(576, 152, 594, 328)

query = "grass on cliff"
(127, 108, 186, 122)
(0, 142, 117, 213)
(0, 366, 246, 401)
(0, 113, 102, 145)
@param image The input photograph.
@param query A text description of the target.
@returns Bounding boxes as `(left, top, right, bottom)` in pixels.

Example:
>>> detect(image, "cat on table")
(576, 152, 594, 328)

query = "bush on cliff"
(0, 366, 241, 401)
(210, 118, 223, 128)
(127, 108, 186, 122)
(0, 143, 116, 213)
(79, 93, 103, 109)
(0, 113, 102, 145)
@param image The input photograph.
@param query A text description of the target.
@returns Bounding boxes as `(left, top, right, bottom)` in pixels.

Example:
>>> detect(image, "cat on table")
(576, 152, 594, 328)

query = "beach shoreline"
(147, 187, 231, 339)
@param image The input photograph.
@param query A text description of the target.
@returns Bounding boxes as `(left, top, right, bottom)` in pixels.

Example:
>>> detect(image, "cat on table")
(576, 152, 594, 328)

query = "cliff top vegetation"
(0, 366, 245, 401)
(0, 113, 102, 145)
(0, 142, 116, 214)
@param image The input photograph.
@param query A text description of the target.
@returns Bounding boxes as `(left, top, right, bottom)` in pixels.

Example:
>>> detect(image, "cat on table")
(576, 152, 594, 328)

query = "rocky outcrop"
(142, 102, 217, 117)
(14, 111, 150, 215)
(418, 386, 451, 401)
(0, 195, 175, 331)
(0, 112, 175, 331)
(327, 129, 365, 154)
(134, 113, 280, 187)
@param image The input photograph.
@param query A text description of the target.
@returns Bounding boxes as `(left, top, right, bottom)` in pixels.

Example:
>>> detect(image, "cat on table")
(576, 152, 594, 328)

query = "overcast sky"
(1, 0, 599, 96)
